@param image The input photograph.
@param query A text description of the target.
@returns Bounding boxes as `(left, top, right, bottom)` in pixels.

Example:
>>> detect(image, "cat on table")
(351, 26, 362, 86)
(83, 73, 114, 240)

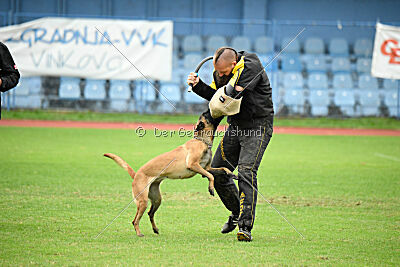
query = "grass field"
(0, 125, 399, 265)
(3, 109, 400, 129)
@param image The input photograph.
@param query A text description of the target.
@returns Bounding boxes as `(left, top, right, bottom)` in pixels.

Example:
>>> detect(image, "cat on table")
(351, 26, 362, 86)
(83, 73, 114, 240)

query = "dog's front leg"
(187, 162, 215, 196)
(206, 166, 238, 180)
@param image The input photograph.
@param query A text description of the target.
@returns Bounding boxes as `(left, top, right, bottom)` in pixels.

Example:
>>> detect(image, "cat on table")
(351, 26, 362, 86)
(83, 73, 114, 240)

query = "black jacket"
(193, 51, 273, 128)
(0, 42, 20, 119)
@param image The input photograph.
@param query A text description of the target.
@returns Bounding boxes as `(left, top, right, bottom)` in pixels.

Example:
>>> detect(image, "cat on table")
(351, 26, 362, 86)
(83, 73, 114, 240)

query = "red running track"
(0, 119, 399, 136)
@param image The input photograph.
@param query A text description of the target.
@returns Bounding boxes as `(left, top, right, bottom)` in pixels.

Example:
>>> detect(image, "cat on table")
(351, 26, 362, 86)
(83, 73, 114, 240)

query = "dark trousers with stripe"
(211, 119, 273, 230)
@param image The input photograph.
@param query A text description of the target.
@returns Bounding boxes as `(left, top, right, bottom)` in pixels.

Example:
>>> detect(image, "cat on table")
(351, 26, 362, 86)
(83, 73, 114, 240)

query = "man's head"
(213, 47, 238, 85)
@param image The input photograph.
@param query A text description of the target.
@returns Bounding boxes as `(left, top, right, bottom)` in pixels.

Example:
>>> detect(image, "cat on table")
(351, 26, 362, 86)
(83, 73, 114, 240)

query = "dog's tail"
(104, 153, 136, 179)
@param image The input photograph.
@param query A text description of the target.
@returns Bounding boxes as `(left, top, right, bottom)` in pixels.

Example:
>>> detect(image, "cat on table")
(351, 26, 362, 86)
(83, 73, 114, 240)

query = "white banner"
(0, 17, 173, 81)
(371, 22, 400, 80)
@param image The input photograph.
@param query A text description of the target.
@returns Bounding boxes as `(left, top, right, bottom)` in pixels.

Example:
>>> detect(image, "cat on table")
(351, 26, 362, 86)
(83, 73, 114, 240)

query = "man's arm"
(187, 72, 217, 101)
(192, 79, 217, 101)
(0, 42, 20, 92)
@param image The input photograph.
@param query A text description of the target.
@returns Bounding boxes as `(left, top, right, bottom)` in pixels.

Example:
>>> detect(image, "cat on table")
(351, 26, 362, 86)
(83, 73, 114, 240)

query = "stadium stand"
(353, 38, 373, 57)
(231, 36, 252, 51)
(2, 0, 398, 117)
(356, 58, 372, 74)
(359, 90, 380, 116)
(59, 77, 81, 99)
(281, 37, 301, 55)
(283, 72, 304, 90)
(182, 35, 203, 55)
(304, 37, 325, 55)
(304, 56, 327, 73)
(206, 35, 227, 55)
(329, 38, 349, 56)
(383, 89, 399, 117)
(254, 36, 274, 55)
(283, 89, 305, 114)
(281, 56, 303, 72)
(383, 79, 398, 90)
(308, 73, 329, 90)
(109, 80, 131, 112)
(334, 90, 356, 116)
(13, 77, 42, 108)
(309, 90, 330, 116)
(331, 57, 351, 73)
(333, 73, 354, 90)
(84, 80, 106, 100)
(358, 74, 379, 90)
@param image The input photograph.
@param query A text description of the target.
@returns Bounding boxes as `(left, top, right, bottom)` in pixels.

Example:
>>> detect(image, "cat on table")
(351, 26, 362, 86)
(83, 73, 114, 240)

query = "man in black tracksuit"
(0, 42, 20, 119)
(187, 47, 273, 241)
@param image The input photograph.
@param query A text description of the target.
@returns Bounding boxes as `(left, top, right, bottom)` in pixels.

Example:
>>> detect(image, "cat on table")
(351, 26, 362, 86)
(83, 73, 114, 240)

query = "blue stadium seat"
(383, 79, 398, 90)
(308, 73, 328, 90)
(134, 82, 156, 102)
(331, 57, 351, 73)
(182, 35, 203, 55)
(283, 89, 305, 113)
(283, 72, 304, 90)
(109, 80, 130, 100)
(84, 79, 106, 100)
(304, 56, 326, 73)
(15, 77, 41, 95)
(354, 38, 373, 57)
(359, 90, 380, 116)
(310, 90, 330, 116)
(329, 38, 349, 56)
(281, 37, 300, 54)
(13, 77, 42, 108)
(358, 74, 378, 90)
(333, 74, 353, 90)
(304, 37, 325, 54)
(356, 58, 372, 74)
(384, 89, 399, 117)
(59, 77, 81, 99)
(14, 95, 41, 109)
(161, 84, 181, 102)
(255, 36, 274, 55)
(334, 90, 355, 116)
(281, 56, 302, 72)
(184, 91, 205, 104)
(183, 54, 203, 71)
(206, 35, 227, 54)
(258, 54, 278, 72)
(231, 36, 251, 51)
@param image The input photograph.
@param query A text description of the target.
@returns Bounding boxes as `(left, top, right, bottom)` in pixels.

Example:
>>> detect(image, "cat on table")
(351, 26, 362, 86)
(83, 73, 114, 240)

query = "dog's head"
(194, 109, 223, 138)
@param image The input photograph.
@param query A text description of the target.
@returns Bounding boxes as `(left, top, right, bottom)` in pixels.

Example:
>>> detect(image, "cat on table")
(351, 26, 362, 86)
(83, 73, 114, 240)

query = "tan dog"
(104, 110, 233, 237)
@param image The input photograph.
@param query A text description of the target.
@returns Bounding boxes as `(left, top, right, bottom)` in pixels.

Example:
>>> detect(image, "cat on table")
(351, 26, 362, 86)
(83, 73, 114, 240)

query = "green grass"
(0, 126, 399, 265)
(3, 109, 400, 129)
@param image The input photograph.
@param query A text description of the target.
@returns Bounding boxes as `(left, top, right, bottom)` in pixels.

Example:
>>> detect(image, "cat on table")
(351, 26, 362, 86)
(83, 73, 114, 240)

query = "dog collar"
(194, 136, 213, 149)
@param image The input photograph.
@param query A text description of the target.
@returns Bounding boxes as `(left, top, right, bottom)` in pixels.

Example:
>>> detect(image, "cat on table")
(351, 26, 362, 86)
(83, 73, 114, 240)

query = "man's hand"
(0, 78, 2, 87)
(187, 72, 199, 87)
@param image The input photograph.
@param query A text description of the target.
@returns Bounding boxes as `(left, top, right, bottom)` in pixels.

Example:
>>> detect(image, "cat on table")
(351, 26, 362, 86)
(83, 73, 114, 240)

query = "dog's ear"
(195, 121, 205, 131)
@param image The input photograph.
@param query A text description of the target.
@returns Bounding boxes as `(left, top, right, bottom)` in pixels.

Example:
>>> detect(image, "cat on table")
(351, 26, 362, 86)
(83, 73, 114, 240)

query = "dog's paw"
(209, 188, 215, 196)
(227, 173, 239, 181)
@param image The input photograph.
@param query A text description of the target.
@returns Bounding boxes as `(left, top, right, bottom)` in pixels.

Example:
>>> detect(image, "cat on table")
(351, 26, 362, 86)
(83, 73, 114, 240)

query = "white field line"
(374, 153, 400, 162)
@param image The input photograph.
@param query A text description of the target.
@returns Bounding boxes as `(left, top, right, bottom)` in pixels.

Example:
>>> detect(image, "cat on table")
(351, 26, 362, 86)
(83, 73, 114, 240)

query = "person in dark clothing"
(0, 42, 20, 119)
(187, 47, 273, 241)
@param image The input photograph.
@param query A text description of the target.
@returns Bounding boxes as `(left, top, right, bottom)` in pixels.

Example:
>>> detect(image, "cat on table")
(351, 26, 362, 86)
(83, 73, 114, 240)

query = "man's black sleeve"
(192, 79, 217, 101)
(0, 42, 20, 92)
(235, 54, 262, 91)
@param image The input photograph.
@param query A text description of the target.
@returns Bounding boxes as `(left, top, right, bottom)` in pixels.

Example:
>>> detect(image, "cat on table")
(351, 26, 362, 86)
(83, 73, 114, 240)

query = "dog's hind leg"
(147, 180, 162, 234)
(131, 176, 149, 237)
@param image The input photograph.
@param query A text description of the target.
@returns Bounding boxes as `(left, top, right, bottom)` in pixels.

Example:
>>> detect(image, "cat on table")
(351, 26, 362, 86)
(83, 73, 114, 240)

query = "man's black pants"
(211, 119, 273, 230)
